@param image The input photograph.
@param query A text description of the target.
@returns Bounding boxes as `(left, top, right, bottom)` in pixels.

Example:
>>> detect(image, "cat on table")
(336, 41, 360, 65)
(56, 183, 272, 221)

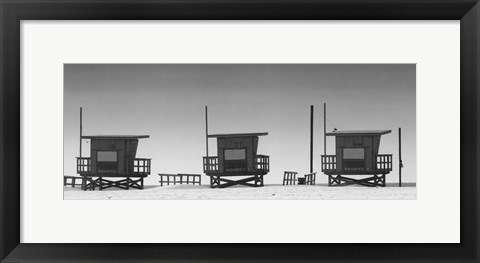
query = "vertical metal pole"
(324, 103, 326, 155)
(399, 127, 402, 187)
(80, 107, 82, 158)
(310, 105, 314, 173)
(205, 105, 209, 157)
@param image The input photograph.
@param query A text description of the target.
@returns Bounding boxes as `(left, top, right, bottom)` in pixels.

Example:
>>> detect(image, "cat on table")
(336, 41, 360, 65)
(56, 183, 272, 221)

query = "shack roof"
(326, 130, 391, 136)
(81, 135, 150, 139)
(208, 132, 268, 138)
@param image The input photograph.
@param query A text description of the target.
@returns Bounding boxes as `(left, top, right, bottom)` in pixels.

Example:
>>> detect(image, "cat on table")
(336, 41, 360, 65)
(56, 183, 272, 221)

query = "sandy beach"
(64, 183, 416, 200)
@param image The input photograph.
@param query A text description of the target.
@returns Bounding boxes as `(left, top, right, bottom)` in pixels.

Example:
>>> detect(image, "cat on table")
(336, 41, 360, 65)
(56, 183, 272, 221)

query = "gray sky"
(64, 64, 416, 185)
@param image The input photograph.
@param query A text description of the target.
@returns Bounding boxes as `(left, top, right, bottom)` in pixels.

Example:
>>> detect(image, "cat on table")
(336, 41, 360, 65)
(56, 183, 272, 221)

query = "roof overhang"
(326, 130, 391, 136)
(81, 135, 150, 139)
(208, 132, 268, 138)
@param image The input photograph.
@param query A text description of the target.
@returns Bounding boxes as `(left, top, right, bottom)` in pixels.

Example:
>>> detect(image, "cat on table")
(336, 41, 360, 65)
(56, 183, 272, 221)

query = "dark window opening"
(224, 149, 247, 172)
(97, 151, 117, 173)
(343, 148, 365, 171)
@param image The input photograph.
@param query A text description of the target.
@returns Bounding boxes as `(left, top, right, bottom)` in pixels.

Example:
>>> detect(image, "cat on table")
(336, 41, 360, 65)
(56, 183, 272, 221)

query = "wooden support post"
(399, 127, 402, 187)
(310, 105, 314, 174)
(324, 103, 326, 156)
(205, 105, 209, 157)
(79, 107, 82, 159)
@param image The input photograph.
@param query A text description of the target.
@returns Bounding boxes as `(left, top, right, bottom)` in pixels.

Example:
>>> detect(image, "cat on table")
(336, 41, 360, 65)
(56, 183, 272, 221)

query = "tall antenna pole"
(79, 107, 83, 158)
(310, 105, 314, 173)
(205, 105, 209, 157)
(399, 127, 402, 187)
(324, 103, 326, 155)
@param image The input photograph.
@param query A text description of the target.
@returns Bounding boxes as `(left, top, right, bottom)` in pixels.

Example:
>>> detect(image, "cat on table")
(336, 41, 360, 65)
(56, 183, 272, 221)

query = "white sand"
(64, 184, 416, 200)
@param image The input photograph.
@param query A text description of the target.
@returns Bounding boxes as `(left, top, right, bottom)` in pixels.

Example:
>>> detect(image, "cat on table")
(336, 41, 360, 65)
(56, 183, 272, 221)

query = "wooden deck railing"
(133, 158, 151, 175)
(321, 155, 337, 173)
(76, 157, 151, 175)
(255, 155, 270, 172)
(376, 154, 393, 172)
(321, 154, 393, 173)
(76, 157, 91, 173)
(203, 156, 219, 173)
(203, 155, 270, 173)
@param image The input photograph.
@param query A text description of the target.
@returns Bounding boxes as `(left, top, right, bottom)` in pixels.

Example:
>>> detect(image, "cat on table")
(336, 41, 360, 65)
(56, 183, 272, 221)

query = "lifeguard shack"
(321, 130, 392, 187)
(202, 106, 269, 188)
(76, 108, 151, 190)
(203, 133, 270, 188)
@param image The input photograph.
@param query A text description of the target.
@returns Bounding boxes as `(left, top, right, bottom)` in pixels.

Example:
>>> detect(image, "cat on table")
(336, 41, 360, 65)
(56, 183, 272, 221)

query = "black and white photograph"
(63, 64, 416, 200)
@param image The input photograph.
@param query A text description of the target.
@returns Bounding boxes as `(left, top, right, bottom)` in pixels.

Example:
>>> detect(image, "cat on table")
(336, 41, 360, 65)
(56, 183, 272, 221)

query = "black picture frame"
(1, 0, 478, 262)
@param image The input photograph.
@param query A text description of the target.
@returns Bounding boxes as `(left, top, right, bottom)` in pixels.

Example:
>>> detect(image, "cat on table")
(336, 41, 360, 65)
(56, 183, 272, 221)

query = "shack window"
(224, 149, 246, 160)
(343, 148, 364, 159)
(97, 151, 117, 162)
